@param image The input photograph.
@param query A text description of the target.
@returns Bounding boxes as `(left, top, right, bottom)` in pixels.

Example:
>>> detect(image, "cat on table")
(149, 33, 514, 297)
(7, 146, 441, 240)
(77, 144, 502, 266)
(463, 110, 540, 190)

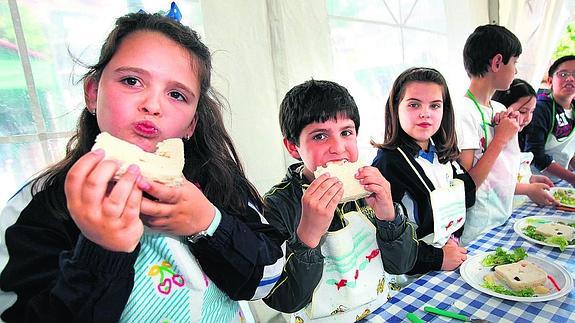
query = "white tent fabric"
(500, 0, 569, 86)
(199, 0, 570, 194)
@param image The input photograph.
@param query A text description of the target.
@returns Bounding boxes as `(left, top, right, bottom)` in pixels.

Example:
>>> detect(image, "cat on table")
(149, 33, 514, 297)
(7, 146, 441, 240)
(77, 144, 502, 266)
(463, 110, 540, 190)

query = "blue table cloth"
(365, 202, 575, 322)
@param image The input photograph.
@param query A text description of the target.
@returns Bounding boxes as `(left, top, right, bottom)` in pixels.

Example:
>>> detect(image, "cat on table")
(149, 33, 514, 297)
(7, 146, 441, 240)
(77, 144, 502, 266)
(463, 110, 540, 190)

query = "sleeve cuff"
(72, 235, 139, 275)
(288, 234, 324, 264)
(375, 203, 407, 241)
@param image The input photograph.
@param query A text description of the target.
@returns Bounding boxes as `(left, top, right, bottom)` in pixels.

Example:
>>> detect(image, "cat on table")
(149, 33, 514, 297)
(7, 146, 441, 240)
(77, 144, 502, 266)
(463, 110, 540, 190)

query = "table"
(365, 202, 575, 322)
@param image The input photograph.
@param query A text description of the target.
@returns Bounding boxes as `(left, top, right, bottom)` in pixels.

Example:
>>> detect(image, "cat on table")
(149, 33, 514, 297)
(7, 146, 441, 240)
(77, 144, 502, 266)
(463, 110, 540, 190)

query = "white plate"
(460, 253, 573, 302)
(549, 187, 575, 208)
(514, 216, 575, 250)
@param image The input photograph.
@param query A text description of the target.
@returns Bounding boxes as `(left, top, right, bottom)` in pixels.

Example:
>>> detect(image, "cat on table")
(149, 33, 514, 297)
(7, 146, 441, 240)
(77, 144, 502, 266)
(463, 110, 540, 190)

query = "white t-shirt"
(455, 96, 507, 166)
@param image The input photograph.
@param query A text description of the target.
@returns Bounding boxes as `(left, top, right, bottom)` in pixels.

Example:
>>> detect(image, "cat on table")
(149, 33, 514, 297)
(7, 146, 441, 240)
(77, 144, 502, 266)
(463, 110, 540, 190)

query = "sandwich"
(535, 222, 574, 242)
(92, 132, 185, 186)
(493, 260, 547, 291)
(314, 160, 371, 203)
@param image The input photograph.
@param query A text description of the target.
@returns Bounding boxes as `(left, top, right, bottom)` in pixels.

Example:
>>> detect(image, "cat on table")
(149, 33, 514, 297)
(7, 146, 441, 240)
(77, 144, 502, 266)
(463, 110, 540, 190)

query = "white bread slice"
(494, 260, 547, 291)
(92, 132, 184, 186)
(314, 160, 370, 203)
(535, 223, 574, 241)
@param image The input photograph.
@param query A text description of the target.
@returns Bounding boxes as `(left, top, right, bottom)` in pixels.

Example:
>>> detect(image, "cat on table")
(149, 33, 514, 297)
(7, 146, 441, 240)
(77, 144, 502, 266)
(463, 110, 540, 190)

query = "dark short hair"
(372, 67, 459, 163)
(279, 80, 360, 145)
(492, 78, 536, 108)
(548, 55, 575, 77)
(463, 24, 522, 77)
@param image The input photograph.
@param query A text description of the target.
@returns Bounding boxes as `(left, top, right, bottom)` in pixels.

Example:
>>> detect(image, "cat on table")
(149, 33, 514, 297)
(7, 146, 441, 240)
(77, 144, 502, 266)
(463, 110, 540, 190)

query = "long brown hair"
(372, 67, 459, 163)
(31, 12, 262, 218)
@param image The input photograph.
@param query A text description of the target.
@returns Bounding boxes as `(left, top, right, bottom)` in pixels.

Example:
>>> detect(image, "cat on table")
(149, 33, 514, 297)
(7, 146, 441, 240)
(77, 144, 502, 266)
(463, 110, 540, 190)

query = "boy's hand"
(441, 238, 467, 271)
(357, 166, 395, 221)
(297, 173, 343, 248)
(492, 111, 519, 145)
(530, 174, 554, 187)
(526, 183, 557, 206)
(139, 179, 216, 236)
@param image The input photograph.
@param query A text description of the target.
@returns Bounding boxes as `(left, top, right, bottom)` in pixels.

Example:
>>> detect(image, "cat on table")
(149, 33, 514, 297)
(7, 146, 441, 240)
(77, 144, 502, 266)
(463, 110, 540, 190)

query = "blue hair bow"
(138, 1, 182, 22)
(165, 2, 182, 22)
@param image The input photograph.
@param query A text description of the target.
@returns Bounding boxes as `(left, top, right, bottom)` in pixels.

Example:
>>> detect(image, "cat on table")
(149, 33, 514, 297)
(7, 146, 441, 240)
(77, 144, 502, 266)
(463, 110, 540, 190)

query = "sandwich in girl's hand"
(314, 160, 371, 203)
(92, 132, 184, 186)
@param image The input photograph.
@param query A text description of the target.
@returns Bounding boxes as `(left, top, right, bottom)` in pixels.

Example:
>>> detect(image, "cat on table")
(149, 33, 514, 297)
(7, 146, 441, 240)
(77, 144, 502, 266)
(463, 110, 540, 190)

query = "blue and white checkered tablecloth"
(365, 202, 575, 323)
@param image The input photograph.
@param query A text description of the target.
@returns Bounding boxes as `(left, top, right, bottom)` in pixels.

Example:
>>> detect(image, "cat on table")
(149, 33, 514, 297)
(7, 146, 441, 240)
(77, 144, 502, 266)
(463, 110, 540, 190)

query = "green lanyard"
(466, 90, 494, 148)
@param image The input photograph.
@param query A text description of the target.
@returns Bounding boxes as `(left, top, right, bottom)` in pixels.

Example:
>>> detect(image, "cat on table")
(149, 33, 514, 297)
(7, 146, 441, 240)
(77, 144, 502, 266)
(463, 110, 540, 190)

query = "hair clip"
(138, 2, 182, 22)
(166, 2, 182, 22)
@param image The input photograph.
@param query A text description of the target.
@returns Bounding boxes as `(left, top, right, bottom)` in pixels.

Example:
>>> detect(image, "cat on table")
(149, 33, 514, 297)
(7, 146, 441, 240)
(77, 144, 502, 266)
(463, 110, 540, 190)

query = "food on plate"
(522, 219, 575, 252)
(494, 260, 547, 291)
(552, 188, 575, 206)
(480, 249, 550, 297)
(92, 132, 184, 186)
(535, 223, 574, 241)
(481, 247, 526, 266)
(314, 160, 370, 203)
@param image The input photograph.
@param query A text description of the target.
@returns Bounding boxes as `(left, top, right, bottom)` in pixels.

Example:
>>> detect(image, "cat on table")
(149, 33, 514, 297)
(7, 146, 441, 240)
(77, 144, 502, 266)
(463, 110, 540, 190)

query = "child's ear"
(491, 54, 504, 72)
(184, 114, 198, 139)
(84, 76, 98, 112)
(283, 138, 301, 159)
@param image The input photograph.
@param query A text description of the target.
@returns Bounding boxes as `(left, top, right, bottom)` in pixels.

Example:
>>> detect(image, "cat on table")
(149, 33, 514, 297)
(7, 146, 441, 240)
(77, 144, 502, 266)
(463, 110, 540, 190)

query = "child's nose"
(139, 95, 162, 116)
(330, 137, 346, 153)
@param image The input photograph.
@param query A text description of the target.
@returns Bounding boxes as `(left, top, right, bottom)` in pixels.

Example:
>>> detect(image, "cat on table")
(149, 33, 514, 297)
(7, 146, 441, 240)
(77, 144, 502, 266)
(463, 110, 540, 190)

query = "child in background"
(522, 56, 575, 185)
(372, 67, 475, 275)
(263, 80, 417, 322)
(492, 78, 556, 207)
(456, 24, 522, 245)
(0, 8, 284, 322)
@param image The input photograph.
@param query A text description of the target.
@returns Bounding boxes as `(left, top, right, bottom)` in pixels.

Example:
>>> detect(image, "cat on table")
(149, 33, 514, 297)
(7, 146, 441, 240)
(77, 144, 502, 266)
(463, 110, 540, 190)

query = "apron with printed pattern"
(293, 208, 389, 322)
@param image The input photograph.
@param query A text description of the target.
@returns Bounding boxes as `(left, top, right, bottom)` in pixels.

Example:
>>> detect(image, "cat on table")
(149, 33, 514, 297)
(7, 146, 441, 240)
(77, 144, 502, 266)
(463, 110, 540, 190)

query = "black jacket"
(262, 163, 418, 313)
(372, 144, 476, 274)
(0, 183, 284, 322)
(521, 93, 575, 170)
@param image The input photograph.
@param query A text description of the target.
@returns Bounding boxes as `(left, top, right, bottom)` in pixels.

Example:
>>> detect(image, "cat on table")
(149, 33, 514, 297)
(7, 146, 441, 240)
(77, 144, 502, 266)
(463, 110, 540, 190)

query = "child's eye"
(169, 91, 187, 102)
(312, 133, 327, 141)
(341, 130, 354, 137)
(431, 104, 442, 110)
(408, 103, 420, 108)
(121, 77, 141, 87)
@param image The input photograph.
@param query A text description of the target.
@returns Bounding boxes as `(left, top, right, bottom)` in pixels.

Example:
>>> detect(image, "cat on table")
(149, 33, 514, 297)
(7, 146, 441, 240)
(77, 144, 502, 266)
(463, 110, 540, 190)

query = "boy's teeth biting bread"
(314, 160, 371, 203)
(92, 132, 184, 186)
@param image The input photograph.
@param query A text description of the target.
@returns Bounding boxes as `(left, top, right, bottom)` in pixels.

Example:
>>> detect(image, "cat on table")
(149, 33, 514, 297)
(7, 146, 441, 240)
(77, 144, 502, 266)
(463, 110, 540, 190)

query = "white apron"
(397, 148, 466, 248)
(461, 92, 520, 245)
(293, 209, 390, 322)
(534, 105, 575, 182)
(121, 229, 245, 323)
(461, 135, 520, 246)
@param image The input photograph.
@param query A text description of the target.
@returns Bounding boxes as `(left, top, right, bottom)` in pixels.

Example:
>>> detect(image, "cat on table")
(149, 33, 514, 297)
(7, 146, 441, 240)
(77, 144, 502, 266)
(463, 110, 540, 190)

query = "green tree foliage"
(552, 21, 575, 60)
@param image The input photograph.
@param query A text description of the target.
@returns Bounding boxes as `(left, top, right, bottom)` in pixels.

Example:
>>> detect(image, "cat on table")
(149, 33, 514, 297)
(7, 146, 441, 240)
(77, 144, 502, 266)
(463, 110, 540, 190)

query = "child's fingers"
(140, 180, 179, 204)
(140, 198, 172, 218)
(308, 175, 341, 198)
(122, 181, 144, 222)
(80, 160, 120, 206)
(103, 165, 141, 218)
(65, 150, 106, 202)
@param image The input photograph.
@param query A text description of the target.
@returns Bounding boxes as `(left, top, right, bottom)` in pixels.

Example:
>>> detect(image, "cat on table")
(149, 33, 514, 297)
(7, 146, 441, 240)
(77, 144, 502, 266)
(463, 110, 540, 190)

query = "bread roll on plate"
(314, 160, 371, 203)
(92, 132, 184, 186)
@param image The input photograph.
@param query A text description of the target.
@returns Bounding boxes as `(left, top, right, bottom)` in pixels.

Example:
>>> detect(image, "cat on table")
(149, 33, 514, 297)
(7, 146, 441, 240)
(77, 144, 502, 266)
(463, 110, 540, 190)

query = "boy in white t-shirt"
(456, 24, 522, 245)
